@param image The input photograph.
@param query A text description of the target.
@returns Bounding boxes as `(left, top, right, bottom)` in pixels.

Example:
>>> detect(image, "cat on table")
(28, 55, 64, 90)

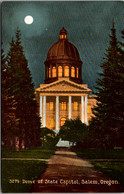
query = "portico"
(36, 78, 91, 132)
(40, 95, 88, 131)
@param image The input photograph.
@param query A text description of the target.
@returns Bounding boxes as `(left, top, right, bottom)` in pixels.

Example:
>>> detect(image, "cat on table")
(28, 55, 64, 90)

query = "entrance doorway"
(60, 118, 66, 127)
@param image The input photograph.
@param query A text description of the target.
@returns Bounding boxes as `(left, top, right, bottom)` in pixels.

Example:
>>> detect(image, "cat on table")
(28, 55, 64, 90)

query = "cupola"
(59, 27, 67, 40)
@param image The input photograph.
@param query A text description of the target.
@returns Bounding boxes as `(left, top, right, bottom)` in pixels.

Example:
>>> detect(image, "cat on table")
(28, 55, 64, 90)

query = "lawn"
(73, 148, 124, 159)
(2, 146, 57, 192)
(92, 161, 124, 187)
(1, 160, 47, 193)
(74, 148, 124, 188)
(2, 146, 56, 159)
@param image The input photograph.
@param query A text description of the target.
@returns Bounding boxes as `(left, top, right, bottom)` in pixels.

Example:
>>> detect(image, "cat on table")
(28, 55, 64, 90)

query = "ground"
(32, 147, 124, 193)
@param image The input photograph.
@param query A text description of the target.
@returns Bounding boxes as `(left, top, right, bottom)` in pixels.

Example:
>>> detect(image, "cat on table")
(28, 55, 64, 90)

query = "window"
(77, 68, 79, 78)
(48, 68, 51, 78)
(71, 66, 75, 77)
(58, 66, 62, 77)
(60, 118, 66, 126)
(64, 66, 69, 77)
(61, 102, 66, 110)
(52, 67, 56, 77)
(60, 35, 66, 40)
(73, 102, 78, 111)
(49, 102, 54, 110)
(49, 118, 54, 129)
(88, 106, 92, 114)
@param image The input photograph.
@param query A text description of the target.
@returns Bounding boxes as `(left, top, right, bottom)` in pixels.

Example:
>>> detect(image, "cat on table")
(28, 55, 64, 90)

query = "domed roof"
(46, 27, 82, 62)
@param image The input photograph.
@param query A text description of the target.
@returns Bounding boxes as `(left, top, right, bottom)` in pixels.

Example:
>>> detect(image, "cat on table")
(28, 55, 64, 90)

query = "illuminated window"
(60, 118, 66, 126)
(71, 66, 75, 77)
(58, 66, 62, 77)
(77, 68, 79, 78)
(49, 102, 54, 110)
(60, 35, 66, 40)
(49, 118, 54, 129)
(74, 102, 78, 111)
(52, 67, 56, 77)
(48, 68, 51, 78)
(88, 106, 92, 114)
(61, 102, 66, 110)
(64, 66, 69, 77)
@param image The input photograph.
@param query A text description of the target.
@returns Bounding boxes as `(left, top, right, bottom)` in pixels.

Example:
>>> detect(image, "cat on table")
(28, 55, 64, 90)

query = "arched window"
(52, 66, 56, 77)
(77, 68, 79, 78)
(60, 118, 66, 127)
(58, 66, 62, 77)
(71, 66, 75, 77)
(48, 68, 51, 78)
(64, 66, 69, 77)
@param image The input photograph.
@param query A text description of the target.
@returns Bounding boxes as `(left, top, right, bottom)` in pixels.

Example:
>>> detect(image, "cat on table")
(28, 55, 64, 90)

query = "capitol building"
(35, 28, 96, 132)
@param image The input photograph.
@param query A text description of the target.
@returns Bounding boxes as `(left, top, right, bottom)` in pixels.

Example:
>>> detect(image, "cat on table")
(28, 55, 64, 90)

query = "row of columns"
(40, 95, 88, 131)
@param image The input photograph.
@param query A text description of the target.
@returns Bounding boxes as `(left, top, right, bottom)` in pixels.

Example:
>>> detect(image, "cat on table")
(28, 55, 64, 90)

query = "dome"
(46, 27, 81, 62)
(44, 28, 83, 84)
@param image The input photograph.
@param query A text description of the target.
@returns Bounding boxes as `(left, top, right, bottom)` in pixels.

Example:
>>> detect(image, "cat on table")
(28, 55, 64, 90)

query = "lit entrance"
(60, 118, 66, 127)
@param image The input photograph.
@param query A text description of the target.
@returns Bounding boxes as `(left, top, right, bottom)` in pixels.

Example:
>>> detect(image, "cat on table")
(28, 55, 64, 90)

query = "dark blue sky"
(2, 1, 124, 91)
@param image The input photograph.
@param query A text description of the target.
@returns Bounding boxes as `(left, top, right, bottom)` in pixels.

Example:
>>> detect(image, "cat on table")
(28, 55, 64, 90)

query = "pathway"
(32, 147, 124, 193)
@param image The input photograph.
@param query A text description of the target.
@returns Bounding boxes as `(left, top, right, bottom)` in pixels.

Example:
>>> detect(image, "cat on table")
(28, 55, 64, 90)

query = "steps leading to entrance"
(56, 138, 72, 147)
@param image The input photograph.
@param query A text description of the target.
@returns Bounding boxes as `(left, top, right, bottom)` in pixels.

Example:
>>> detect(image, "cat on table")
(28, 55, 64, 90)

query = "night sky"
(2, 1, 124, 92)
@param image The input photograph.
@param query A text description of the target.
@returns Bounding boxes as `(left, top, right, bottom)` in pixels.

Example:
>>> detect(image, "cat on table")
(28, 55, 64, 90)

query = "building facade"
(35, 28, 96, 132)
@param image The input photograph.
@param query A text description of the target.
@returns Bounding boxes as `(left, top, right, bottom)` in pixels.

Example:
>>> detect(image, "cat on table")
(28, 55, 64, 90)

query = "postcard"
(1, 1, 124, 193)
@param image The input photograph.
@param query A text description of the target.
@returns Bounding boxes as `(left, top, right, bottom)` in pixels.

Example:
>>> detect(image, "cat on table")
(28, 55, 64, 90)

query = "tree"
(117, 29, 124, 147)
(1, 45, 18, 148)
(6, 28, 41, 148)
(59, 118, 88, 145)
(1, 46, 8, 146)
(1, 46, 7, 144)
(40, 127, 59, 148)
(89, 23, 124, 148)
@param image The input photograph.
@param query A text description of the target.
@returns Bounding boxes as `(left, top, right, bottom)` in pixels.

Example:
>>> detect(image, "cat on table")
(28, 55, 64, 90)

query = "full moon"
(24, 15, 33, 24)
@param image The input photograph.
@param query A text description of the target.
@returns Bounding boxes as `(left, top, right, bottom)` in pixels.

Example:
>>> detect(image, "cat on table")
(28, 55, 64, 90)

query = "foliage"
(1, 45, 19, 148)
(40, 127, 59, 148)
(89, 23, 124, 148)
(73, 148, 124, 159)
(2, 28, 41, 149)
(1, 160, 47, 193)
(59, 118, 88, 145)
(92, 161, 124, 187)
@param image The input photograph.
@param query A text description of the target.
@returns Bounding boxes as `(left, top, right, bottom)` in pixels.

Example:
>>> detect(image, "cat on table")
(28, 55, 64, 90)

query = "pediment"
(39, 79, 91, 93)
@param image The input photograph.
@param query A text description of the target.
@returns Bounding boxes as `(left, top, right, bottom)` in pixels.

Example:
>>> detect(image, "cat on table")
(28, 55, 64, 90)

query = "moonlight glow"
(24, 15, 33, 24)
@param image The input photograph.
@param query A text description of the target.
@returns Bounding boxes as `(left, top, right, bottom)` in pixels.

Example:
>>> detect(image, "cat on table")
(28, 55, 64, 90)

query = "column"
(43, 96, 46, 127)
(69, 96, 72, 119)
(85, 95, 88, 125)
(81, 96, 85, 123)
(56, 96, 59, 131)
(40, 96, 43, 127)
